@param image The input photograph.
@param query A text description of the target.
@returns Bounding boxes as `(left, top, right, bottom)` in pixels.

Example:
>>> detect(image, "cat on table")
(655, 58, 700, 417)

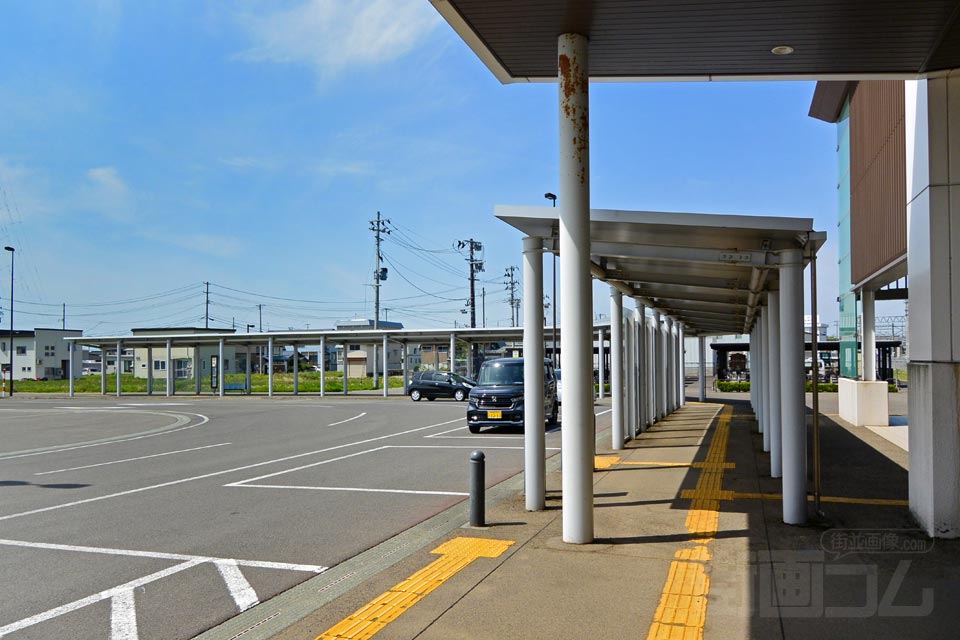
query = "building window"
(15, 346, 27, 355)
(438, 345, 449, 353)
(422, 345, 433, 352)
(153, 360, 167, 371)
(349, 345, 360, 351)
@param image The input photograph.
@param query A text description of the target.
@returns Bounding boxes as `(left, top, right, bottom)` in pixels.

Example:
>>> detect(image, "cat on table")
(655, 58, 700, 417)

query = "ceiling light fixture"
(771, 45, 795, 56)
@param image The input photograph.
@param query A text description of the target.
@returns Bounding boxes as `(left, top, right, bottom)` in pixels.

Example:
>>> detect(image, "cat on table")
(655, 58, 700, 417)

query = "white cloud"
(234, 0, 440, 78)
(0, 158, 55, 221)
(84, 166, 131, 221)
(218, 156, 279, 171)
(312, 160, 372, 177)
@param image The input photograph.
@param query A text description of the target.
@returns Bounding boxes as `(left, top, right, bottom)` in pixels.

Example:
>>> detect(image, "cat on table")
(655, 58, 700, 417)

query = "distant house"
(333, 319, 405, 376)
(0, 328, 83, 380)
(129, 327, 237, 380)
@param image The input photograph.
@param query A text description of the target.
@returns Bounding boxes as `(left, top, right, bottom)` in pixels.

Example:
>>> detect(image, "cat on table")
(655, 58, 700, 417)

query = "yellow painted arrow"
(318, 537, 515, 640)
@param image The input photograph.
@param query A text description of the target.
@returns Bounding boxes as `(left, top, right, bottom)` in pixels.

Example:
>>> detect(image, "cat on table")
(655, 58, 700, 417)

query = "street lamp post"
(4, 246, 13, 397)
(544, 193, 557, 366)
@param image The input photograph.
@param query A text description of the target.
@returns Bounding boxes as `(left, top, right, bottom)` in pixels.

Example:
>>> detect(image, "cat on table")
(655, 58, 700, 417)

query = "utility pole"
(370, 212, 391, 387)
(482, 288, 486, 328)
(458, 239, 484, 372)
(204, 281, 210, 329)
(504, 266, 520, 327)
(258, 304, 263, 332)
(62, 303, 65, 330)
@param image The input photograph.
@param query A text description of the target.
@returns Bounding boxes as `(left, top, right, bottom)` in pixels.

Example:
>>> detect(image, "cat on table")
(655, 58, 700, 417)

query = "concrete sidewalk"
(206, 396, 960, 640)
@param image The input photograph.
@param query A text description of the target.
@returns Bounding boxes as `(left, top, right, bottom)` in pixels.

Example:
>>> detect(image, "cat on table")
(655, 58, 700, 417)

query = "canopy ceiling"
(432, 0, 960, 82)
(496, 206, 825, 336)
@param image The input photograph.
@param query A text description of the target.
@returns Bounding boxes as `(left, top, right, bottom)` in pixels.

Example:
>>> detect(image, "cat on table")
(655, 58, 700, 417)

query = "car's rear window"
(478, 362, 523, 386)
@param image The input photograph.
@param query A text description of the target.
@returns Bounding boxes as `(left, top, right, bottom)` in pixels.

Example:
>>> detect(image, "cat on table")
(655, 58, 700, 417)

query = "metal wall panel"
(849, 81, 907, 288)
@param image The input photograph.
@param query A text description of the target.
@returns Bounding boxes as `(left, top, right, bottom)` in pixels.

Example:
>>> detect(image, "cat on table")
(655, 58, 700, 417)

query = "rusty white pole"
(558, 32, 593, 544)
(523, 236, 546, 511)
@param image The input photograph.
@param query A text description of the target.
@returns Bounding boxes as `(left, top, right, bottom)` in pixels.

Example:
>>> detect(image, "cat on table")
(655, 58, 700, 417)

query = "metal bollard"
(470, 450, 485, 527)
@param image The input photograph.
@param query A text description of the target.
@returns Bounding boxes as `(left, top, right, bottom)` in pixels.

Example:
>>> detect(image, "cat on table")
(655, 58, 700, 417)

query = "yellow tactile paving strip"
(316, 537, 514, 640)
(646, 403, 729, 640)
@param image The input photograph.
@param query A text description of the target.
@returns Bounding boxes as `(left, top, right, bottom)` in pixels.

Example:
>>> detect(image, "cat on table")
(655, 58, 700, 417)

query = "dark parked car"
(466, 358, 558, 433)
(408, 371, 476, 402)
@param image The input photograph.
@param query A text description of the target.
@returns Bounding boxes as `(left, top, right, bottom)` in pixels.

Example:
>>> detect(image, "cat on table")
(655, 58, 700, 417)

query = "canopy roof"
(432, 0, 960, 82)
(496, 206, 825, 336)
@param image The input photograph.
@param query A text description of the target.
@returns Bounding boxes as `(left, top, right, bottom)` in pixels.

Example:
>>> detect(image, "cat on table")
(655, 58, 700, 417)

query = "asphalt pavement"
(0, 394, 571, 640)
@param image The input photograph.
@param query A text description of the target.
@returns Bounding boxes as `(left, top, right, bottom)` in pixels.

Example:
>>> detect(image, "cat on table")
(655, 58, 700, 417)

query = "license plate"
(487, 410, 502, 419)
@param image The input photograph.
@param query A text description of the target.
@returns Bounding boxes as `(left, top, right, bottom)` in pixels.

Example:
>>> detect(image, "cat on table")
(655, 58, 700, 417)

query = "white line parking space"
(0, 417, 464, 523)
(0, 539, 327, 639)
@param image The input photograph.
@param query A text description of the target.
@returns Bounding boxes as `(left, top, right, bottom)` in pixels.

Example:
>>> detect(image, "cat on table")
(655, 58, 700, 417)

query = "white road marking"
(0, 538, 327, 573)
(595, 408, 613, 416)
(235, 485, 469, 497)
(120, 403, 193, 407)
(0, 559, 204, 638)
(0, 418, 463, 522)
(327, 412, 366, 427)
(224, 447, 389, 487)
(215, 560, 260, 612)
(0, 412, 209, 461)
(390, 445, 562, 451)
(34, 443, 232, 476)
(110, 590, 138, 640)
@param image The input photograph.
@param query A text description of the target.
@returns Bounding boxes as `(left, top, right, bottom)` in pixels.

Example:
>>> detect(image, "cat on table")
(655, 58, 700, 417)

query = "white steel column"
(194, 346, 201, 395)
(698, 336, 706, 402)
(402, 342, 410, 395)
(342, 342, 348, 395)
(449, 334, 455, 373)
(293, 343, 299, 395)
(750, 327, 757, 412)
(165, 340, 172, 397)
(637, 304, 647, 433)
(756, 314, 765, 435)
(653, 310, 664, 420)
(523, 236, 546, 511)
(598, 328, 605, 400)
(623, 313, 634, 450)
(780, 248, 807, 525)
(245, 345, 252, 394)
(382, 334, 389, 397)
(218, 338, 225, 398)
(147, 347, 154, 396)
(861, 289, 876, 381)
(665, 317, 675, 414)
(68, 343, 75, 397)
(905, 75, 960, 536)
(610, 288, 624, 448)
(100, 347, 107, 395)
(558, 32, 593, 544)
(319, 336, 326, 397)
(762, 309, 772, 452)
(267, 337, 274, 397)
(115, 341, 122, 397)
(648, 313, 657, 423)
(678, 323, 685, 407)
(768, 291, 782, 478)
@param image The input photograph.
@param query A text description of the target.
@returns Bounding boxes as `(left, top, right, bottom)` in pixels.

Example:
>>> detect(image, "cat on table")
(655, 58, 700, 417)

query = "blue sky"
(0, 0, 872, 335)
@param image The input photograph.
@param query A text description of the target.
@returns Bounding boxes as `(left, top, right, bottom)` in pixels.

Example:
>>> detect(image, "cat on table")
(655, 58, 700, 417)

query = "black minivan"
(466, 358, 558, 433)
(408, 370, 475, 402)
